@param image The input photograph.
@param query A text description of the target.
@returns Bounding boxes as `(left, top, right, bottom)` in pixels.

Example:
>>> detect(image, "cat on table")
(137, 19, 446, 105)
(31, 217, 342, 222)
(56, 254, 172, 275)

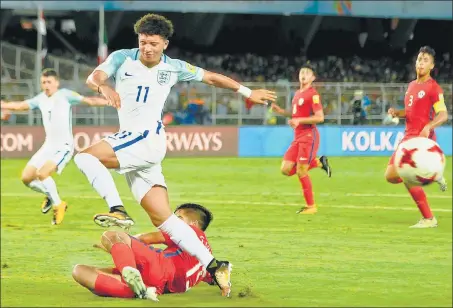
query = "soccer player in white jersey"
(73, 14, 276, 297)
(1, 69, 108, 225)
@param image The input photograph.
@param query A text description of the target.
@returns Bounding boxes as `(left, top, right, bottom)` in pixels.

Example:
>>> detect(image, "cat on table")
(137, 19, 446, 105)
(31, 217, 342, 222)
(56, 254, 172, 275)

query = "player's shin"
(158, 215, 232, 296)
(94, 274, 135, 298)
(405, 184, 433, 219)
(27, 179, 49, 195)
(73, 153, 123, 209)
(158, 214, 214, 267)
(40, 177, 62, 205)
(299, 175, 315, 206)
(308, 158, 321, 170)
(110, 243, 137, 273)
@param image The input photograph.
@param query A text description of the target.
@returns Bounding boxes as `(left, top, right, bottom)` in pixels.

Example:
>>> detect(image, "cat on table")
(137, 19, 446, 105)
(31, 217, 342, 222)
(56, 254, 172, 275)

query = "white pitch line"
(168, 191, 452, 199)
(1, 192, 451, 213)
(344, 192, 452, 199)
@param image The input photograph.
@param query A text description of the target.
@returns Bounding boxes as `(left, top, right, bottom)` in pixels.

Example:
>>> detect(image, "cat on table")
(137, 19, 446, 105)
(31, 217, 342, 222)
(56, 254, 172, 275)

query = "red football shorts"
(112, 237, 175, 294)
(388, 134, 437, 166)
(283, 134, 319, 164)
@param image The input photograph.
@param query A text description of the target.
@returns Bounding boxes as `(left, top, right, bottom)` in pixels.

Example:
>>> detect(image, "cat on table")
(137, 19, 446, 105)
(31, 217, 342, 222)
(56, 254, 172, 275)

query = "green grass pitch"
(1, 157, 452, 307)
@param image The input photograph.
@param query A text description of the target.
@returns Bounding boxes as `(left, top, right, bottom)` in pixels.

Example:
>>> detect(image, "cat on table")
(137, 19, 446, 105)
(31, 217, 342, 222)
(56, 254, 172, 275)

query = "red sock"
(299, 175, 315, 206)
(110, 243, 136, 273)
(288, 164, 297, 176)
(94, 274, 135, 298)
(308, 158, 320, 170)
(407, 186, 433, 219)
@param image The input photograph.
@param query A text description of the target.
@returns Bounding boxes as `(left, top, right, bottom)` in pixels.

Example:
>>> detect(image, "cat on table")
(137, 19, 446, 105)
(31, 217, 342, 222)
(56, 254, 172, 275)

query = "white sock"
(27, 179, 48, 195)
(41, 177, 62, 205)
(74, 153, 123, 209)
(158, 214, 214, 267)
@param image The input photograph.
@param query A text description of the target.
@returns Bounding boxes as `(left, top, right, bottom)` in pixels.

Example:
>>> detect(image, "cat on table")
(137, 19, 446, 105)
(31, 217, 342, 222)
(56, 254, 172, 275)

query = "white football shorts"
(27, 142, 74, 175)
(103, 123, 167, 203)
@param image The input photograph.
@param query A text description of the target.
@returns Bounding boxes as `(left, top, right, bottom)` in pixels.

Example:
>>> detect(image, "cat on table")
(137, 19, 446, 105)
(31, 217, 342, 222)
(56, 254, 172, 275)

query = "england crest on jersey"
(157, 70, 171, 85)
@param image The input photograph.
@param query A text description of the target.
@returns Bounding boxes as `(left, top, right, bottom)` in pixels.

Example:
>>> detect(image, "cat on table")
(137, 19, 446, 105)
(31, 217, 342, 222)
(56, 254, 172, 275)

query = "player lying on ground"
(271, 64, 331, 214)
(1, 69, 108, 225)
(73, 14, 275, 296)
(73, 203, 217, 301)
(386, 46, 448, 228)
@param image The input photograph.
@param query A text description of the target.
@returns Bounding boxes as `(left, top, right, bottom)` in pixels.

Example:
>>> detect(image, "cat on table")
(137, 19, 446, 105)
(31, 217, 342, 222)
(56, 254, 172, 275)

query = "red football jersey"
(162, 226, 213, 293)
(404, 78, 444, 137)
(291, 87, 323, 140)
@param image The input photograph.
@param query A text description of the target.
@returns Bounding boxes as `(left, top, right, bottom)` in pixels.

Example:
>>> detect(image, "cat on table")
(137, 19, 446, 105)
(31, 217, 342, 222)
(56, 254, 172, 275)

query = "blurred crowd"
(5, 32, 452, 84)
(3, 32, 452, 127)
(168, 48, 452, 83)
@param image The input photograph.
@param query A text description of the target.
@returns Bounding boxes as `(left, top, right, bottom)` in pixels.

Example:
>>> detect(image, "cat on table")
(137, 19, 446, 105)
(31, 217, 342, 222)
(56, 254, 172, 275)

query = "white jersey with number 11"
(96, 49, 204, 132)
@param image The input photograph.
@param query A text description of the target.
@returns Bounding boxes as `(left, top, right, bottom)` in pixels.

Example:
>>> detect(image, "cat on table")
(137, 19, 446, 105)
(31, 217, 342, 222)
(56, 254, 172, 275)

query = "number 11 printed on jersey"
(136, 86, 150, 103)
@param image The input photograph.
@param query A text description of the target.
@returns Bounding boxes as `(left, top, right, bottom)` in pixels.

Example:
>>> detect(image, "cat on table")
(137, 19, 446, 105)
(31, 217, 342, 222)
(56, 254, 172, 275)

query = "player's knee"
(21, 168, 37, 185)
(72, 264, 83, 282)
(384, 168, 401, 184)
(100, 231, 117, 250)
(76, 148, 118, 169)
(21, 175, 34, 186)
(36, 171, 49, 181)
(296, 164, 309, 178)
(101, 230, 129, 250)
(385, 173, 393, 183)
(280, 163, 294, 176)
(281, 166, 291, 176)
(386, 177, 402, 184)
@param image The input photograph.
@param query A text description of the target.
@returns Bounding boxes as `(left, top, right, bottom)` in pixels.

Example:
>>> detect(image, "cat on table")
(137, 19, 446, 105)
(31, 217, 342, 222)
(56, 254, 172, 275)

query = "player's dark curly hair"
(41, 68, 59, 79)
(419, 46, 436, 61)
(174, 203, 214, 231)
(134, 14, 174, 39)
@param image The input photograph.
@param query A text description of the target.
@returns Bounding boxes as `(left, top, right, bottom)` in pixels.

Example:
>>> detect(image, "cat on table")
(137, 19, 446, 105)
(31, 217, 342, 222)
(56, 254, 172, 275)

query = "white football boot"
(409, 217, 438, 229)
(437, 177, 447, 192)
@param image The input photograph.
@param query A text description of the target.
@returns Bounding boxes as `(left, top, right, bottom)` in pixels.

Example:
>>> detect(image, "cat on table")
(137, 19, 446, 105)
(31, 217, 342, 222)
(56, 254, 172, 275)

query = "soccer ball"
(394, 137, 446, 186)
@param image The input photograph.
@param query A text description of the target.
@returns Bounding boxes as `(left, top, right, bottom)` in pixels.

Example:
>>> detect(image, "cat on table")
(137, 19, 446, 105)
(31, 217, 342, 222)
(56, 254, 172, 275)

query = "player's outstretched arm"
(134, 231, 167, 245)
(93, 231, 166, 253)
(81, 96, 110, 107)
(289, 109, 324, 128)
(0, 100, 30, 111)
(388, 108, 406, 118)
(270, 103, 292, 117)
(202, 70, 277, 105)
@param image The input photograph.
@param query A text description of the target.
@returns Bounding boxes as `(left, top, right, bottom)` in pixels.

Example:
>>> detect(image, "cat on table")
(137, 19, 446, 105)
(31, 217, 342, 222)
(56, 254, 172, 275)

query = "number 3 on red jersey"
(408, 95, 414, 107)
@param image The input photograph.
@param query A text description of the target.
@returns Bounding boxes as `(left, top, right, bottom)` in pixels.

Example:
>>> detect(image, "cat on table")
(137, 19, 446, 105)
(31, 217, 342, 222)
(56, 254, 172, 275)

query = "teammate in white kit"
(1, 69, 108, 225)
(73, 14, 276, 297)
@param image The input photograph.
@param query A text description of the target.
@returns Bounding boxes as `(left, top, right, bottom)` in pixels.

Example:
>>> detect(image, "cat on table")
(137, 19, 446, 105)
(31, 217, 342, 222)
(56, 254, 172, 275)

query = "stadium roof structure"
(1, 1, 451, 20)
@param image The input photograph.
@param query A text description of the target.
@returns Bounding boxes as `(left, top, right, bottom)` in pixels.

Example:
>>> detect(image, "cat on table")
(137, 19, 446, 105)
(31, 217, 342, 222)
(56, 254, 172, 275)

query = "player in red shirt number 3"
(386, 46, 449, 229)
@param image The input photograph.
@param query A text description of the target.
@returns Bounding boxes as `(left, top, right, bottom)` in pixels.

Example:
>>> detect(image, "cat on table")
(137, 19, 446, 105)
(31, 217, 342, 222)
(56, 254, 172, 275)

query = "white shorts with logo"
(103, 123, 167, 203)
(27, 142, 74, 175)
